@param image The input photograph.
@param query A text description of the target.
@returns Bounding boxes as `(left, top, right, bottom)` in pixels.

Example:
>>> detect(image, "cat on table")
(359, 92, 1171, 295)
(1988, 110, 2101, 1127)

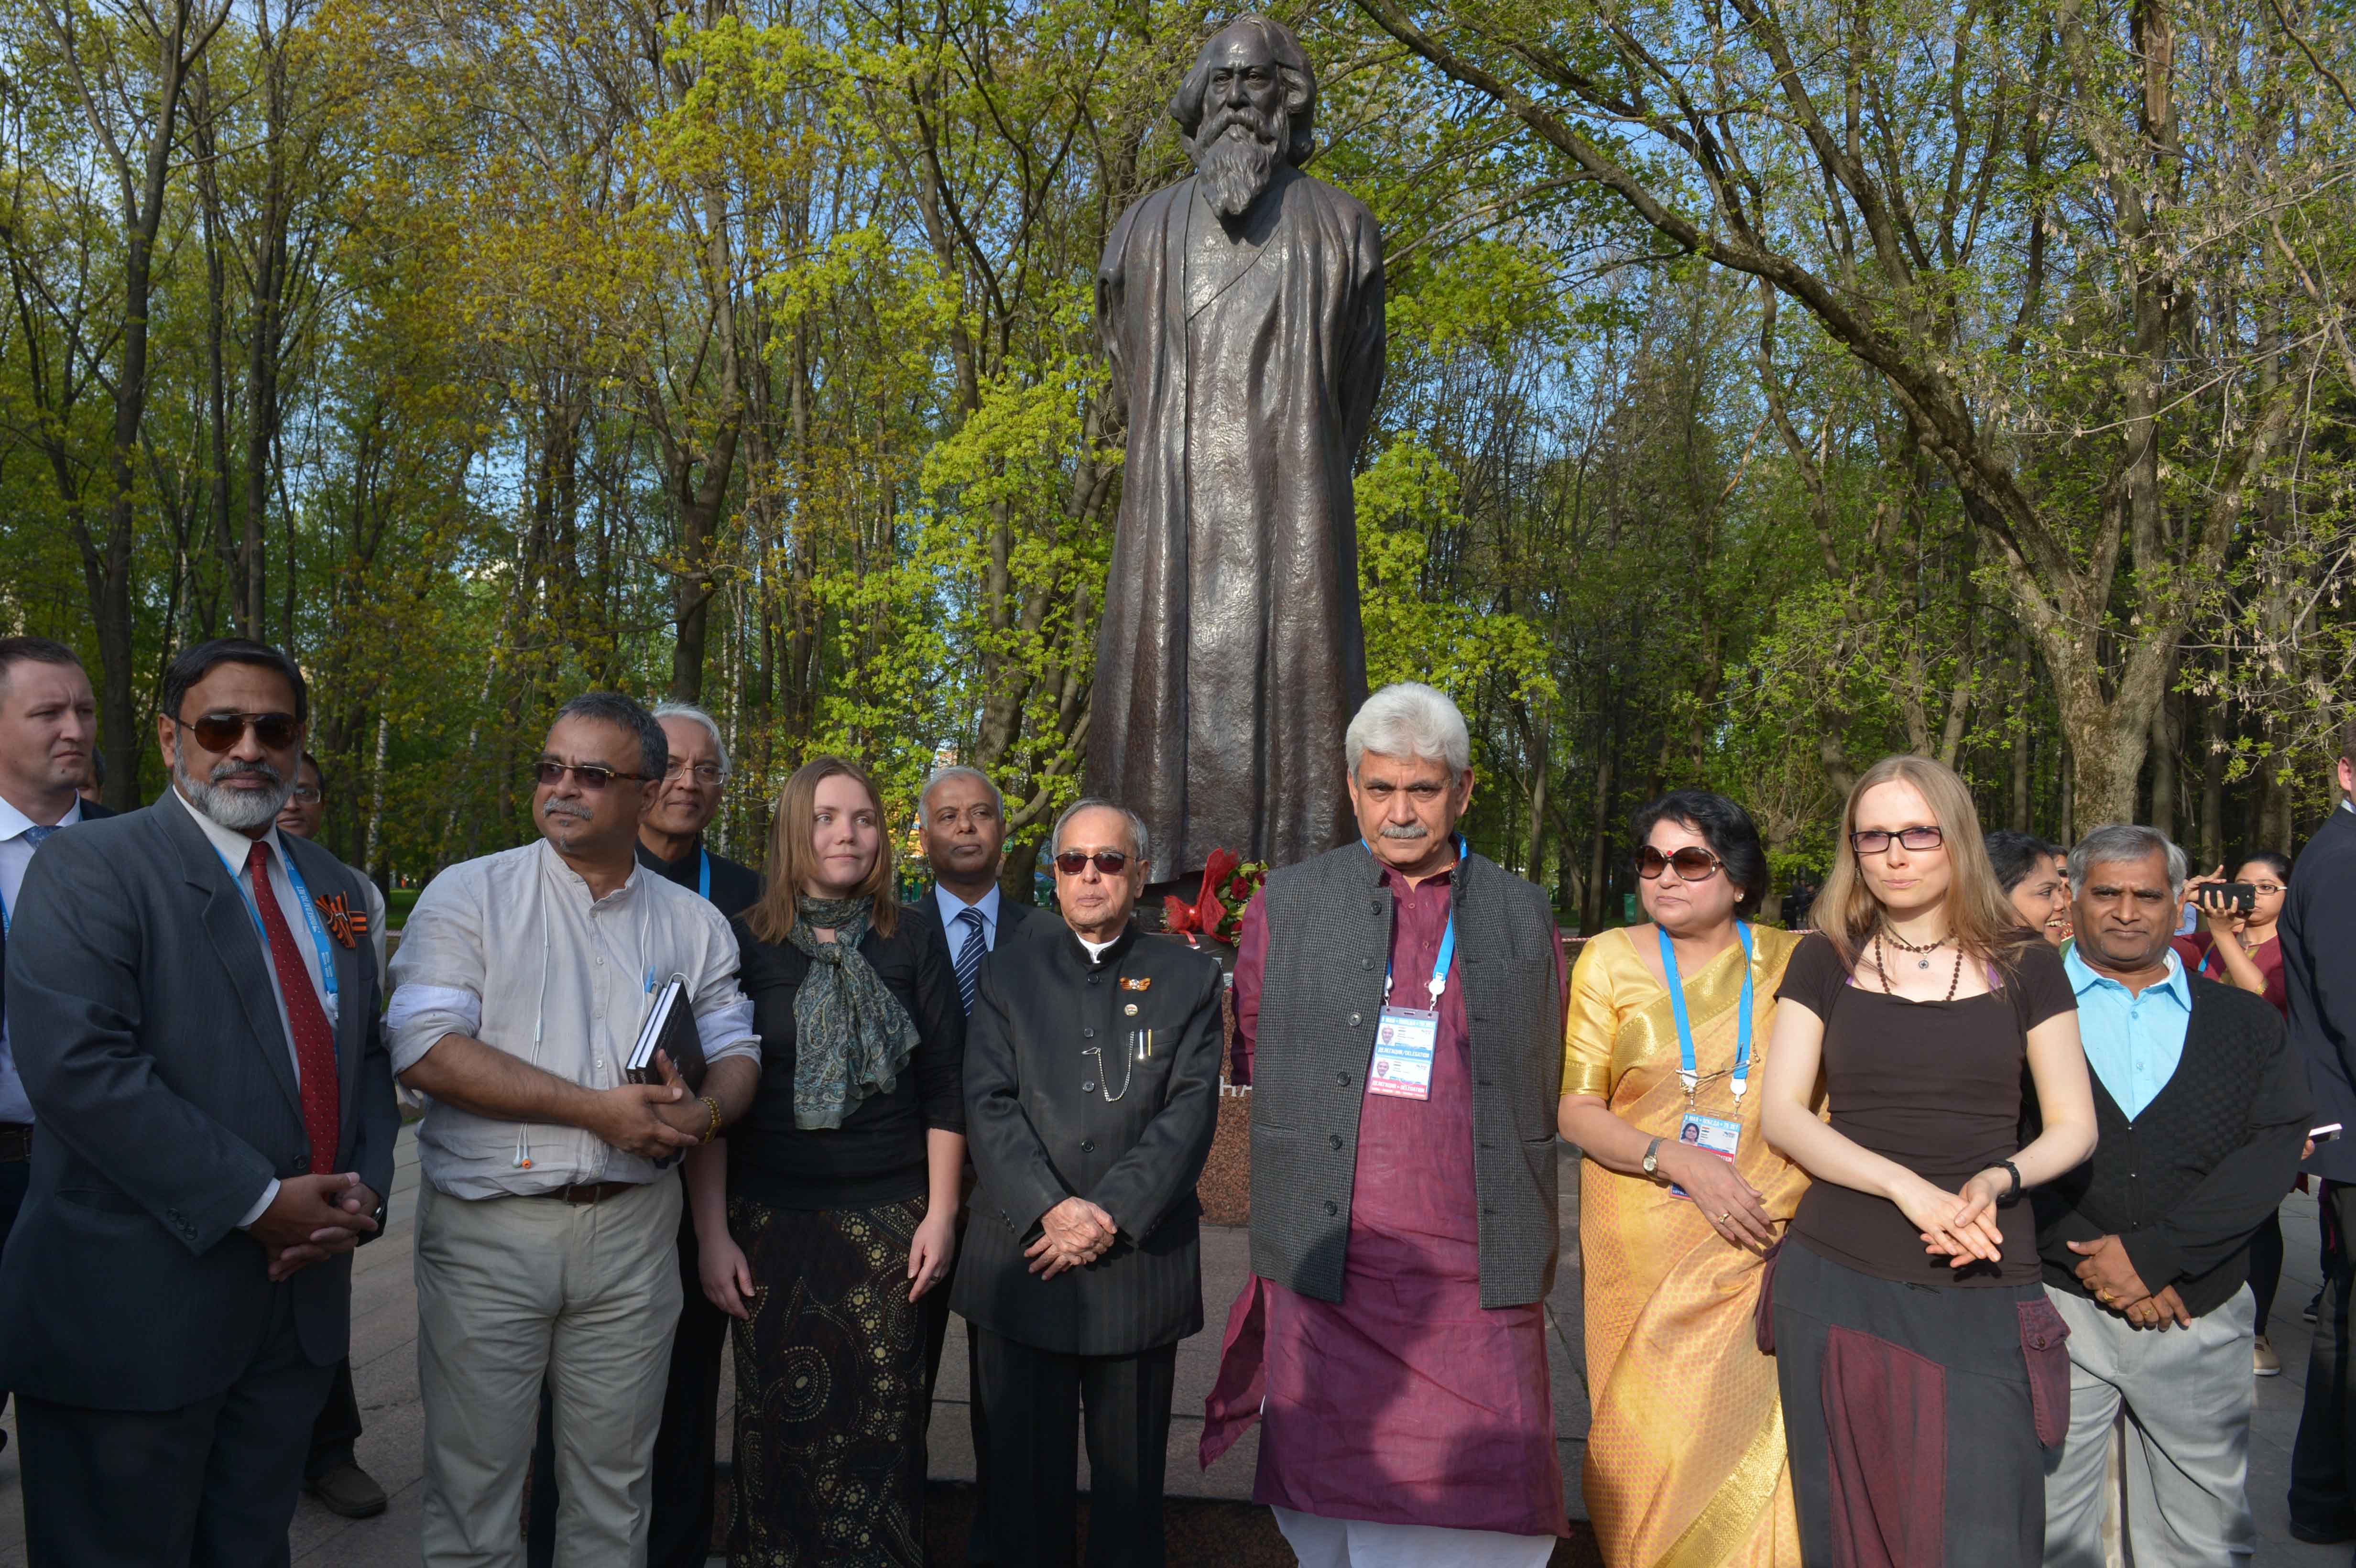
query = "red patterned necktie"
(245, 840, 341, 1175)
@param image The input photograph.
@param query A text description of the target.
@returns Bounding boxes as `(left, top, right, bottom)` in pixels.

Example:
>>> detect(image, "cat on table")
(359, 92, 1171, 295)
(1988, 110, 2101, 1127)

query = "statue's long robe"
(1089, 164, 1386, 881)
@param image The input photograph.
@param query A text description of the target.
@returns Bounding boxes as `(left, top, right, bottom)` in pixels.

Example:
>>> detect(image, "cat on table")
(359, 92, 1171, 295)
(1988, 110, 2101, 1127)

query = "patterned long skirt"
(728, 1193, 928, 1567)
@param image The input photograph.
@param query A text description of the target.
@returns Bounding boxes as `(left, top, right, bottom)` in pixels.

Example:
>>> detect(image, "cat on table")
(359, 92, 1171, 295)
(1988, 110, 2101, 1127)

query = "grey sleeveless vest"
(1248, 841, 1564, 1307)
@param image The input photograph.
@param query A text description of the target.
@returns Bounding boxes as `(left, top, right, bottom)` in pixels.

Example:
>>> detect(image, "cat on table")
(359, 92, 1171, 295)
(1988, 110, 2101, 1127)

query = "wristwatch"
(1642, 1137, 1663, 1176)
(1998, 1159, 2024, 1206)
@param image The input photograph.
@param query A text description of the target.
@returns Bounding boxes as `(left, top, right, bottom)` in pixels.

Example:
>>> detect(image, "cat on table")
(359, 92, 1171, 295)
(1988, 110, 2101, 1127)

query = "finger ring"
(1714, 1211, 1732, 1222)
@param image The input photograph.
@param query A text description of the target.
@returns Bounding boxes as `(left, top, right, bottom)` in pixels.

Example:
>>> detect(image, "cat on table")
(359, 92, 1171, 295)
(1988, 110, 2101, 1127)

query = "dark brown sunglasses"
(530, 759, 653, 790)
(175, 710, 301, 751)
(1636, 845, 1724, 882)
(1055, 850, 1131, 876)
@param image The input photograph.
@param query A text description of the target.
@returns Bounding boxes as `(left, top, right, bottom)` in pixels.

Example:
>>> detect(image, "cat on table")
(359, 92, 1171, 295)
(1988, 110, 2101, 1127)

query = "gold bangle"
(699, 1096, 722, 1145)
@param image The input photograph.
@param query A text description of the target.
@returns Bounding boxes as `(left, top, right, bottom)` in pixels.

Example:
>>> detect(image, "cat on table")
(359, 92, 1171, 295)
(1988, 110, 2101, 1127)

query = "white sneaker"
(2256, 1334, 2282, 1377)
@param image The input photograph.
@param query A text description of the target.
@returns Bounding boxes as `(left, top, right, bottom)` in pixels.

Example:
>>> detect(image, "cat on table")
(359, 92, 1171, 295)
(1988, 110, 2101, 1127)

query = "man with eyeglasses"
(0, 637, 111, 1465)
(389, 691, 762, 1568)
(1202, 681, 1571, 1567)
(954, 797, 1224, 1567)
(0, 636, 399, 1563)
(524, 700, 762, 1568)
(269, 749, 396, 1521)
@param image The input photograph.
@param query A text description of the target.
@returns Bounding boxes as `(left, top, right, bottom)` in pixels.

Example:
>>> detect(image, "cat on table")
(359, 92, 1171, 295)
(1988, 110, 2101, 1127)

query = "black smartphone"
(2196, 882, 2256, 915)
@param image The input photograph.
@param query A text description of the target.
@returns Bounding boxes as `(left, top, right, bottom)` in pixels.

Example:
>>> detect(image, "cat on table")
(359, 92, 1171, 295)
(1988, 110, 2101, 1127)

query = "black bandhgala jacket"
(951, 916, 1223, 1356)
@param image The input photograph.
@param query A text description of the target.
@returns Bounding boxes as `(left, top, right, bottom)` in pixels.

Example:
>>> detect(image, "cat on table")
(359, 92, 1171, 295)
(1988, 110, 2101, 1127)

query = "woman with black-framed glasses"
(1559, 789, 1815, 1565)
(1756, 755, 2095, 1566)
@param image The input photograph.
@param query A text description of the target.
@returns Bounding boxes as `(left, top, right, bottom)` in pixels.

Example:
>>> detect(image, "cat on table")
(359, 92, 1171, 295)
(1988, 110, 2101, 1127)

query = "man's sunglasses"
(1636, 846, 1723, 882)
(530, 760, 653, 790)
(1055, 850, 1131, 876)
(1849, 825, 1945, 855)
(174, 710, 300, 751)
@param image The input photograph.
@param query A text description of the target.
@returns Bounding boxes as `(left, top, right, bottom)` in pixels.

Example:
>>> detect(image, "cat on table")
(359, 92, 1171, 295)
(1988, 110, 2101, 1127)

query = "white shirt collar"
(171, 784, 286, 876)
(1077, 934, 1116, 960)
(0, 792, 81, 841)
(935, 881, 1001, 929)
(537, 835, 643, 903)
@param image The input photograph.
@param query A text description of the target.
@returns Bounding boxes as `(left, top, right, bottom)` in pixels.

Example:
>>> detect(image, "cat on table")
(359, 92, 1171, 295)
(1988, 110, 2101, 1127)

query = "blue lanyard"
(1660, 923, 1753, 1102)
(697, 847, 711, 901)
(218, 838, 340, 1005)
(1368, 834, 1462, 1006)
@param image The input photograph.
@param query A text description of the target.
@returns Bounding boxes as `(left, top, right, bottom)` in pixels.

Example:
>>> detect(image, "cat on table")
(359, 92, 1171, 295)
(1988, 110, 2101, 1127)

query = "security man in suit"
(2288, 722, 2356, 1541)
(0, 637, 399, 1565)
(954, 797, 1223, 1568)
(0, 636, 113, 1458)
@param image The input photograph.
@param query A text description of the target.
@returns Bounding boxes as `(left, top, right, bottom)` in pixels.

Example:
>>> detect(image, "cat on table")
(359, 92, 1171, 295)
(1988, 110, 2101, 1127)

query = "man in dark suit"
(901, 763, 1032, 1564)
(2287, 721, 2356, 1544)
(954, 797, 1223, 1568)
(275, 751, 392, 1522)
(0, 636, 113, 1458)
(0, 637, 399, 1566)
(902, 765, 1033, 1389)
(525, 701, 763, 1568)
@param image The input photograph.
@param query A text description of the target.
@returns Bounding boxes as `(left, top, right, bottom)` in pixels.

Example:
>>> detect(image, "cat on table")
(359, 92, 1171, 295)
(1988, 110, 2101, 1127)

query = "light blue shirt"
(935, 882, 1003, 953)
(2067, 943, 2193, 1120)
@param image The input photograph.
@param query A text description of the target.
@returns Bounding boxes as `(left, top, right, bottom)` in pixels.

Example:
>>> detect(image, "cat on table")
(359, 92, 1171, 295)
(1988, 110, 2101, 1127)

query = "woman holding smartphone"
(1758, 756, 2096, 1565)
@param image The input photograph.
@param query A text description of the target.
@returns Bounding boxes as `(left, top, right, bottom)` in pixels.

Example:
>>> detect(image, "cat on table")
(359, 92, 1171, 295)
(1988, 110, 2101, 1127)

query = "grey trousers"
(2042, 1285, 2257, 1567)
(415, 1178, 684, 1568)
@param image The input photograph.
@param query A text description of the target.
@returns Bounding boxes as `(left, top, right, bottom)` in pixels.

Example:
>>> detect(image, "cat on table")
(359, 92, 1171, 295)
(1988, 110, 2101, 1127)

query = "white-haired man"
(954, 797, 1224, 1567)
(1203, 681, 1569, 1566)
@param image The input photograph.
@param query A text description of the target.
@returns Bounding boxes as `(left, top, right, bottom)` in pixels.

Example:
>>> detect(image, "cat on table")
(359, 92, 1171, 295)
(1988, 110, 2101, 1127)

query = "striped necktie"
(953, 907, 987, 1015)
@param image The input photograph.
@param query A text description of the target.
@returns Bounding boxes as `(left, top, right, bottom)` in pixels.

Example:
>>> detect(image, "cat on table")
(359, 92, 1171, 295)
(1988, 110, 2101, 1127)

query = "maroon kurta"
(1205, 876, 1567, 1536)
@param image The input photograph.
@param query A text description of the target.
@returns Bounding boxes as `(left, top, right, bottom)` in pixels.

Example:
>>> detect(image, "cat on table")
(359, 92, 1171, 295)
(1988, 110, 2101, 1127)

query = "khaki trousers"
(416, 1177, 683, 1568)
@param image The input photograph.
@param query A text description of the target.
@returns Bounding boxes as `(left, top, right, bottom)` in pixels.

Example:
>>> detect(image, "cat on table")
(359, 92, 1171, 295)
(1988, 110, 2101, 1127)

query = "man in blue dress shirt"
(2033, 824, 2306, 1565)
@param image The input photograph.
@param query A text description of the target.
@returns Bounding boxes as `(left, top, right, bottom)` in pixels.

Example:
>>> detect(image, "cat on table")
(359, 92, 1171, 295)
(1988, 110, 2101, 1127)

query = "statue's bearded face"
(1189, 39, 1290, 218)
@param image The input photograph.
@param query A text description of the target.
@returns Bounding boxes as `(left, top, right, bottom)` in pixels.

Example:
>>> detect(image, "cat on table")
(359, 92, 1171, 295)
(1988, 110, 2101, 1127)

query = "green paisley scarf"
(788, 894, 920, 1130)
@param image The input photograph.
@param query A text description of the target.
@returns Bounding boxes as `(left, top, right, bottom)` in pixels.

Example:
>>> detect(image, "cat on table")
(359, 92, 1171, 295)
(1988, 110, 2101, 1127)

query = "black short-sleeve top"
(1777, 932, 2075, 1287)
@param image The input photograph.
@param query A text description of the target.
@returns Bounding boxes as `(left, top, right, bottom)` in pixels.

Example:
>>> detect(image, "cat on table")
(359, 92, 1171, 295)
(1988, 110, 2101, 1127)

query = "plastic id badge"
(1667, 1112, 1740, 1198)
(1367, 1007, 1438, 1100)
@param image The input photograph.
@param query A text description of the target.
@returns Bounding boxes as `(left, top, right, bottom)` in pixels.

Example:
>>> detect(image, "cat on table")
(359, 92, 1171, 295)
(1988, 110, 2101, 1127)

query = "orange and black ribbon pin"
(314, 891, 367, 949)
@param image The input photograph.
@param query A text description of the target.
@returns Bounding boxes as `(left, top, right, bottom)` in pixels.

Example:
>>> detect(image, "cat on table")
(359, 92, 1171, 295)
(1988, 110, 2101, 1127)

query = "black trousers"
(18, 1284, 334, 1568)
(304, 1359, 363, 1480)
(970, 1328, 1176, 1568)
(2293, 1180, 2356, 1534)
(0, 1154, 26, 1426)
(526, 1195, 725, 1568)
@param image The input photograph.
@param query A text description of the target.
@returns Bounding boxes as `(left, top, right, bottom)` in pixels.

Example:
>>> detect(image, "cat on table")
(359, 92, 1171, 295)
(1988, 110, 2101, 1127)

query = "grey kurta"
(1089, 164, 1385, 881)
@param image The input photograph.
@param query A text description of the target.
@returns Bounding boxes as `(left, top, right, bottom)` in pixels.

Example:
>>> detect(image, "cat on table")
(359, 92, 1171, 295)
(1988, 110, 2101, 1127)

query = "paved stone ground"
(0, 1126, 2336, 1565)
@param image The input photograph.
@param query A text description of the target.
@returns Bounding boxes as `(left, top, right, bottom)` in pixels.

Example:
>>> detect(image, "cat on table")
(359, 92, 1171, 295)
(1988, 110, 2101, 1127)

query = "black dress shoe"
(307, 1461, 389, 1519)
(2288, 1517, 2355, 1545)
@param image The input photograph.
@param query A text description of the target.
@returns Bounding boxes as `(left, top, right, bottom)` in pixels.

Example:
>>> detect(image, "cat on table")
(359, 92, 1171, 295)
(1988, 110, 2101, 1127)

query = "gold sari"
(1564, 925, 1811, 1568)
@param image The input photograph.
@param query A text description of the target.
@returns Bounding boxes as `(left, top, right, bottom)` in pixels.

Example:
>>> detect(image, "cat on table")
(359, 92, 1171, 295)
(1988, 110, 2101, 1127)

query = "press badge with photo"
(1367, 1007, 1438, 1100)
(1667, 1112, 1740, 1198)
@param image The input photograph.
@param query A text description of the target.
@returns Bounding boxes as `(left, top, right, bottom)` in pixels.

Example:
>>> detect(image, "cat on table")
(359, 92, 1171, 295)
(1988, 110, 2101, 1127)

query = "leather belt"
(528, 1180, 639, 1206)
(0, 1123, 28, 1163)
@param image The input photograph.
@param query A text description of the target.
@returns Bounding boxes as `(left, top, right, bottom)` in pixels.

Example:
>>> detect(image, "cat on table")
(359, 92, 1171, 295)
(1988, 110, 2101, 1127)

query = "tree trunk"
(1582, 752, 1614, 933)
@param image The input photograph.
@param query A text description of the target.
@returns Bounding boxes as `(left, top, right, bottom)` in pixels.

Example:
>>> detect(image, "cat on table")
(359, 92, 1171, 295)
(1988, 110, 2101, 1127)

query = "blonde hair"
(1811, 754, 2033, 972)
(745, 755, 899, 944)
